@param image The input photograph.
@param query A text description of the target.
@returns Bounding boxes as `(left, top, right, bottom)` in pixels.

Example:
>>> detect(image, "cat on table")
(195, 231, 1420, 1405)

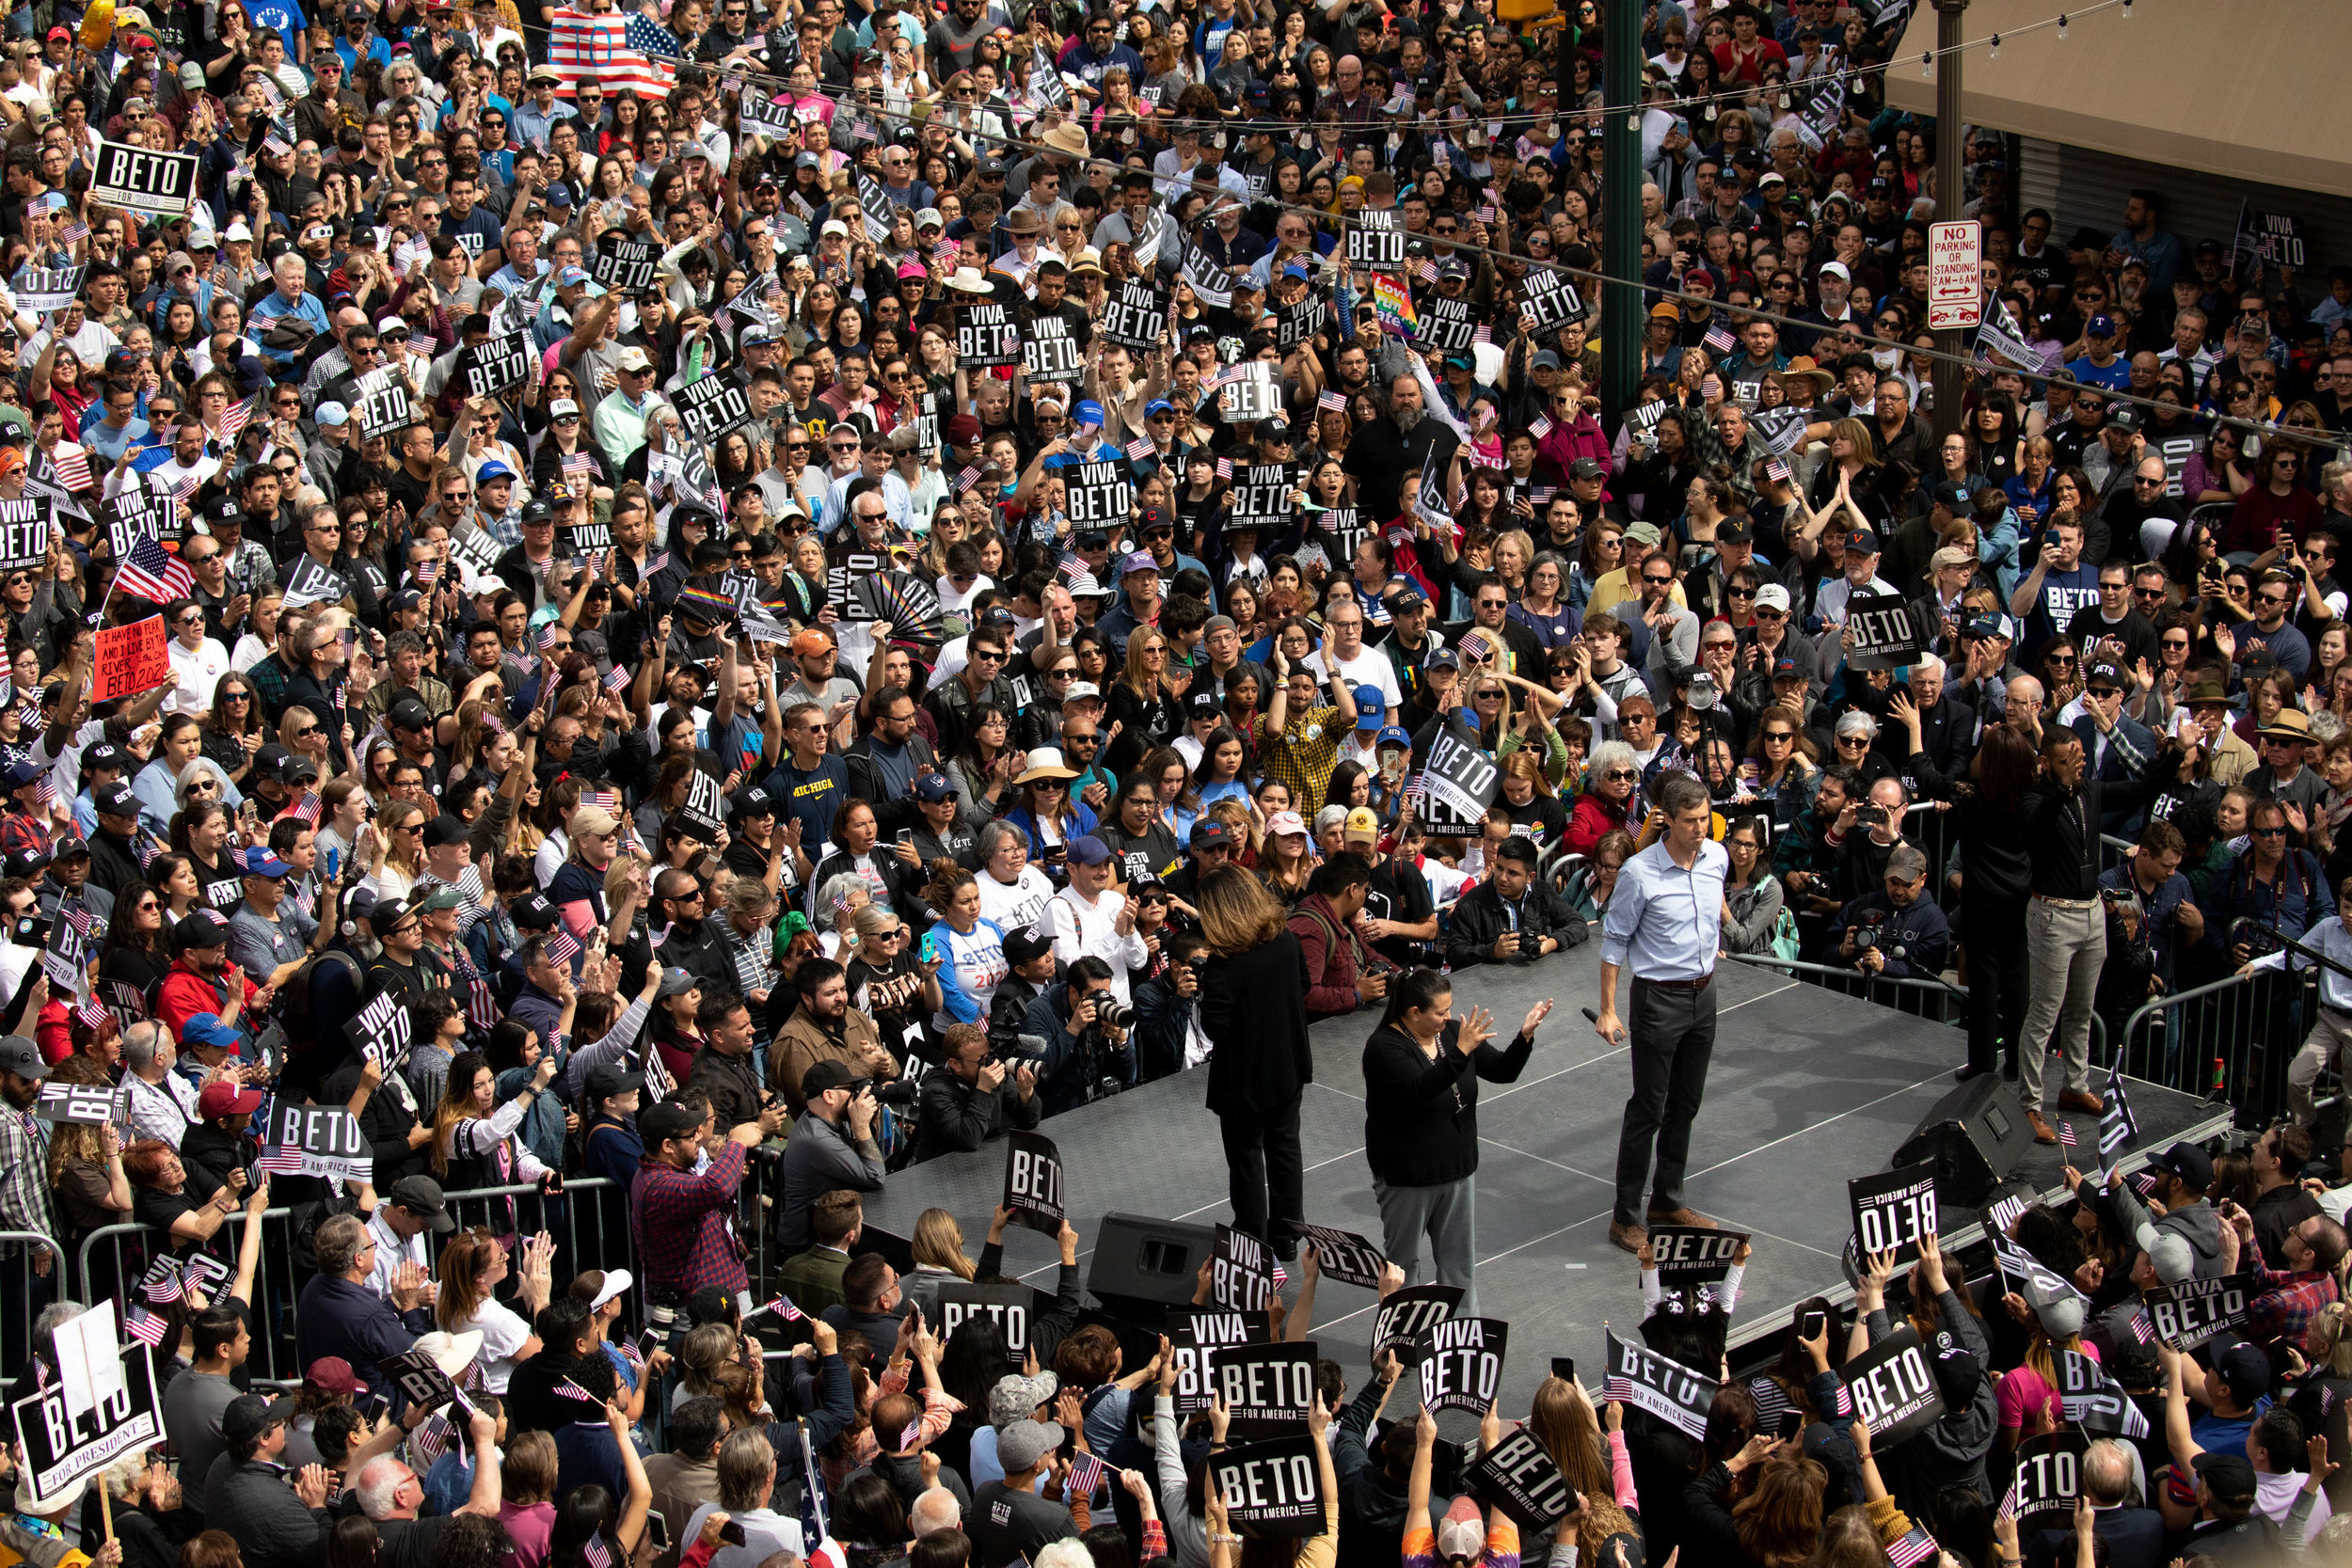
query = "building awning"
(1883, 0, 2352, 200)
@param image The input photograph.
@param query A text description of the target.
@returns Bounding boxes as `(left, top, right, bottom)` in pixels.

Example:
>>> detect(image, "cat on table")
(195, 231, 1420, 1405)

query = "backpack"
(278, 946, 364, 1049)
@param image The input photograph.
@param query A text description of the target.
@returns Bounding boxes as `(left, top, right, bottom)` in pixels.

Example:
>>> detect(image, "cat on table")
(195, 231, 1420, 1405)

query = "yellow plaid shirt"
(1257, 704, 1343, 807)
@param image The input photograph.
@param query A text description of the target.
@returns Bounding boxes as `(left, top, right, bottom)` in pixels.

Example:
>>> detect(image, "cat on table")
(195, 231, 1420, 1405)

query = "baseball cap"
(1754, 583, 1792, 615)
(199, 1078, 266, 1117)
(1190, 819, 1233, 851)
(1931, 480, 1971, 510)
(1424, 646, 1462, 671)
(1119, 550, 1157, 578)
(1970, 612, 2018, 641)
(239, 847, 294, 878)
(658, 966, 700, 998)
(1266, 810, 1308, 839)
(585, 1062, 645, 1101)
(0, 1034, 47, 1081)
(1343, 807, 1379, 844)
(1843, 529, 1881, 556)
(2144, 1140, 2214, 1190)
(997, 1418, 1065, 1472)
(1065, 835, 1113, 866)
(220, 1393, 299, 1449)
(2193, 1450, 2259, 1505)
(388, 1175, 457, 1231)
(2087, 313, 2117, 337)
(305, 1357, 365, 1396)
(729, 785, 776, 820)
(510, 892, 559, 930)
(1353, 685, 1386, 728)
(173, 913, 230, 953)
(638, 1100, 701, 1145)
(801, 1059, 859, 1100)
(1002, 925, 1054, 965)
(2085, 660, 2124, 691)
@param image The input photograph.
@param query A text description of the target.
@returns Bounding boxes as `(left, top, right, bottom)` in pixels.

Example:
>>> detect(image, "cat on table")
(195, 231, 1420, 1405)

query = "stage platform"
(867, 948, 2230, 1414)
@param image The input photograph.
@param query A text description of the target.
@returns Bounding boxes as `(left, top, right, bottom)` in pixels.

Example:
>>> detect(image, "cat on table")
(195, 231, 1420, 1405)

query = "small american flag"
(1473, 325, 1492, 345)
(467, 975, 500, 1032)
(2058, 1120, 2076, 1147)
(545, 927, 580, 967)
(1704, 325, 1738, 355)
(557, 1376, 602, 1406)
(407, 332, 437, 358)
(1529, 415, 1553, 439)
(415, 559, 438, 589)
(1068, 1449, 1107, 1497)
(1826, 1378, 1853, 1418)
(1216, 458, 1232, 481)
(1747, 1376, 1790, 1427)
(256, 1148, 307, 1175)
(1764, 458, 1791, 485)
(60, 220, 87, 245)
(1884, 1526, 1938, 1568)
(603, 667, 630, 695)
(564, 452, 594, 483)
(173, 473, 203, 509)
(932, 240, 959, 266)
(2129, 1309, 2155, 1346)
(1532, 485, 1557, 503)
(283, 791, 323, 826)
(218, 394, 254, 439)
(951, 465, 980, 495)
(139, 1255, 184, 1303)
(60, 905, 89, 940)
(1319, 390, 1346, 412)
(625, 11, 682, 57)
(1996, 1480, 2021, 1521)
(134, 835, 157, 870)
(582, 1535, 613, 1568)
(1476, 206, 1496, 224)
(2132, 1171, 2159, 1197)
(73, 996, 105, 1029)
(774, 1295, 805, 1321)
(899, 1419, 924, 1450)
(1271, 1259, 1288, 1288)
(412, 1414, 451, 1464)
(123, 1303, 169, 1347)
(1126, 437, 1155, 462)
(588, 789, 619, 814)
(1602, 1374, 1633, 1402)
(51, 445, 90, 492)
(115, 535, 197, 603)
(1418, 260, 1438, 284)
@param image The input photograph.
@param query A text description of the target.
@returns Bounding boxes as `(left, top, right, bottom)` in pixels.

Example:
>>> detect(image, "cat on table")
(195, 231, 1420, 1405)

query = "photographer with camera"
(1445, 835, 1582, 970)
(909, 1022, 1040, 1164)
(1829, 845, 1951, 984)
(775, 1060, 887, 1253)
(1135, 927, 1213, 1082)
(1020, 954, 1137, 1116)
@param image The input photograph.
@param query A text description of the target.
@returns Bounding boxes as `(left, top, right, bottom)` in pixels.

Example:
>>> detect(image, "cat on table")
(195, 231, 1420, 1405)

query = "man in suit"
(775, 1187, 863, 1315)
(2070, 660, 2161, 835)
(2026, 1437, 2162, 1568)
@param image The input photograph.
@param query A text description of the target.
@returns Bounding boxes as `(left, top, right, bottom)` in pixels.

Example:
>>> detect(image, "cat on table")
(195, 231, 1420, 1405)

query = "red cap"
(199, 1079, 265, 1118)
(306, 1357, 364, 1394)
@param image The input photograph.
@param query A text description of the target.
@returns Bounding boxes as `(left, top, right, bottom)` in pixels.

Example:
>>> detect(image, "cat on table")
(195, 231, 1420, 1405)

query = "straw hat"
(1014, 747, 1079, 784)
(1040, 121, 1089, 159)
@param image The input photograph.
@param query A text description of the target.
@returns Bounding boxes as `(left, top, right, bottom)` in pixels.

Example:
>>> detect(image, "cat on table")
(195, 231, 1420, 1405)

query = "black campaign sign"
(1227, 463, 1295, 534)
(679, 770, 725, 840)
(1520, 266, 1587, 337)
(1418, 295, 1477, 356)
(1347, 208, 1405, 270)
(90, 144, 199, 214)
(1277, 293, 1329, 352)
(1842, 589, 1927, 671)
(1422, 722, 1502, 826)
(0, 499, 46, 572)
(1065, 460, 1133, 529)
(1000, 1130, 1064, 1236)
(1837, 1325, 1946, 1448)
(1468, 1428, 1574, 1530)
(675, 373, 754, 444)
(2011, 1432, 2087, 1527)
(35, 1083, 126, 1127)
(1211, 1433, 1325, 1536)
(1648, 1225, 1747, 1285)
(345, 988, 412, 1077)
(457, 332, 532, 399)
(355, 369, 415, 441)
(1292, 1224, 1385, 1290)
(591, 235, 659, 294)
(1024, 319, 1084, 384)
(1167, 1307, 1269, 1414)
(2142, 1273, 2254, 1350)
(1371, 1282, 1461, 1359)
(936, 1282, 1033, 1368)
(958, 302, 1021, 368)
(1603, 1326, 1716, 1440)
(378, 1349, 463, 1412)
(1101, 279, 1168, 352)
(1214, 1224, 1276, 1310)
(11, 1344, 161, 1498)
(1210, 1339, 1315, 1434)
(1849, 1163, 1938, 1265)
(1417, 1317, 1506, 1416)
(566, 517, 613, 562)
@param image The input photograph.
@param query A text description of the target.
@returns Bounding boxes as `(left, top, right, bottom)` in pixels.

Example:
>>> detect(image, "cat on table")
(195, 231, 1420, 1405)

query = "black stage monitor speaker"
(1891, 1075, 2032, 1206)
(1088, 1212, 1218, 1314)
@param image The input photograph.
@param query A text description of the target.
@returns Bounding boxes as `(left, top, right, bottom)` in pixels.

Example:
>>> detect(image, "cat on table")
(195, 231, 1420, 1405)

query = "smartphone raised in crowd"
(1801, 1310, 1827, 1341)
(1550, 1356, 1576, 1384)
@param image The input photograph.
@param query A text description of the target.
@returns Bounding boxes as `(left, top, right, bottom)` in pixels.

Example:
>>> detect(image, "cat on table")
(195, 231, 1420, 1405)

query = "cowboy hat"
(1005, 206, 1044, 236)
(1774, 356, 1837, 397)
(944, 265, 993, 294)
(2259, 708, 2313, 742)
(1014, 747, 1080, 784)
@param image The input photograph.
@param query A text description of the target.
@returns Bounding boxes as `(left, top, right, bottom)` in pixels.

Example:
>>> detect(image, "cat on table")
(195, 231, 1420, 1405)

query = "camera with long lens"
(1092, 995, 1137, 1031)
(850, 1075, 921, 1110)
(986, 990, 1049, 1059)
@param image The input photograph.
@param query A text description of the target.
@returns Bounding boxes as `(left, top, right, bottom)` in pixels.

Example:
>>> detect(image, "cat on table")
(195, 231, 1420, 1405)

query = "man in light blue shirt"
(80, 382, 150, 463)
(1595, 769, 1730, 1255)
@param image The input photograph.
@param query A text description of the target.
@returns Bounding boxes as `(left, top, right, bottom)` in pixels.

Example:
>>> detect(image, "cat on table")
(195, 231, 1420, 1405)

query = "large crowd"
(0, 0, 2350, 1563)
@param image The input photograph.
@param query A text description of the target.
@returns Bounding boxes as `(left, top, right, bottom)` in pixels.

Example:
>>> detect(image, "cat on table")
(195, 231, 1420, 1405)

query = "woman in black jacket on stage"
(1893, 689, 2036, 1083)
(1359, 968, 1552, 1314)
(1196, 863, 1315, 1261)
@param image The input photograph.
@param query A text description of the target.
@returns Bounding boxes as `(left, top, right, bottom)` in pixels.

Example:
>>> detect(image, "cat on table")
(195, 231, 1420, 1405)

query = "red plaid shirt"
(630, 1137, 751, 1297)
(2245, 1254, 2340, 1352)
(0, 807, 51, 863)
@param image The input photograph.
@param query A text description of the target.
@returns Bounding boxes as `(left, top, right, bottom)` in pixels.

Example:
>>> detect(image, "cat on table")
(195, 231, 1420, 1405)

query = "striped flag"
(1125, 437, 1155, 462)
(1068, 1449, 1107, 1497)
(412, 1413, 452, 1464)
(951, 465, 980, 494)
(564, 452, 594, 484)
(73, 996, 105, 1029)
(898, 1418, 922, 1451)
(2058, 1120, 2076, 1147)
(115, 536, 197, 603)
(1271, 1259, 1288, 1288)
(139, 1254, 184, 1303)
(1602, 1373, 1633, 1402)
(1995, 1479, 2020, 1521)
(1529, 415, 1553, 439)
(60, 220, 88, 245)
(1215, 458, 1232, 481)
(1747, 1376, 1790, 1428)
(280, 791, 323, 826)
(582, 1535, 613, 1568)
(406, 332, 437, 359)
(1764, 458, 1791, 485)
(123, 1303, 169, 1347)
(1418, 260, 1438, 284)
(173, 472, 204, 510)
(1473, 324, 1492, 345)
(587, 789, 619, 814)
(50, 445, 91, 492)
(2129, 1308, 2155, 1346)
(217, 393, 255, 439)
(1704, 324, 1738, 355)
(256, 1147, 307, 1175)
(549, 8, 676, 97)
(1319, 390, 1347, 412)
(1884, 1526, 1938, 1567)
(556, 1376, 602, 1405)
(545, 927, 580, 967)
(624, 10, 682, 58)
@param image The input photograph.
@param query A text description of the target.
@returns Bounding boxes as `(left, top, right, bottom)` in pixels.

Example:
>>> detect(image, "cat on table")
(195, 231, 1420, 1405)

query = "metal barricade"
(2101, 833, 2138, 879)
(1727, 952, 1972, 1027)
(0, 1228, 68, 1379)
(2119, 963, 2311, 1123)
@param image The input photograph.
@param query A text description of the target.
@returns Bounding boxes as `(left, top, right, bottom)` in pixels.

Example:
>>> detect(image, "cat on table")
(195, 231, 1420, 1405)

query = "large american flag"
(116, 536, 196, 604)
(550, 9, 676, 97)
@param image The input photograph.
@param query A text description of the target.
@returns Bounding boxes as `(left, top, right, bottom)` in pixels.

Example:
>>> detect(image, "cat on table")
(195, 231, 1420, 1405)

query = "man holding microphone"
(1594, 771, 1731, 1255)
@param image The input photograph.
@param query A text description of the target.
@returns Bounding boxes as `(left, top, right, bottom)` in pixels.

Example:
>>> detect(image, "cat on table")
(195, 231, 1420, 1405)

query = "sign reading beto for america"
(1291, 1224, 1386, 1290)
(1064, 461, 1133, 529)
(1371, 1283, 1461, 1360)
(2142, 1273, 2254, 1349)
(0, 499, 46, 573)
(935, 1282, 1033, 1369)
(1213, 1224, 1277, 1310)
(1166, 1307, 1269, 1414)
(591, 235, 659, 293)
(958, 303, 1021, 368)
(1469, 1429, 1575, 1529)
(1603, 1326, 1716, 1440)
(1000, 1131, 1064, 1235)
(1210, 1339, 1316, 1434)
(1840, 589, 1927, 671)
(1101, 280, 1168, 352)
(675, 373, 754, 443)
(1848, 1163, 1938, 1264)
(1226, 465, 1295, 533)
(1208, 1433, 1326, 1536)
(262, 1102, 373, 1184)
(1647, 1226, 1747, 1285)
(1837, 1325, 1946, 1448)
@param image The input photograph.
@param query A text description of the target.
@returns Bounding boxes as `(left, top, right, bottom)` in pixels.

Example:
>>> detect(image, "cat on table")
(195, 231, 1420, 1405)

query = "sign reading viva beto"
(1417, 1317, 1507, 1415)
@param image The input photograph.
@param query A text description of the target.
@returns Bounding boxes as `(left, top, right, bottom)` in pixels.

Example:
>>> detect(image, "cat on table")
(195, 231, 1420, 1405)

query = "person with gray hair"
(683, 1429, 804, 1568)
(909, 1485, 962, 1537)
(121, 1020, 198, 1147)
(2016, 1435, 2164, 1566)
(1828, 841, 1950, 985)
(292, 1212, 437, 1397)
